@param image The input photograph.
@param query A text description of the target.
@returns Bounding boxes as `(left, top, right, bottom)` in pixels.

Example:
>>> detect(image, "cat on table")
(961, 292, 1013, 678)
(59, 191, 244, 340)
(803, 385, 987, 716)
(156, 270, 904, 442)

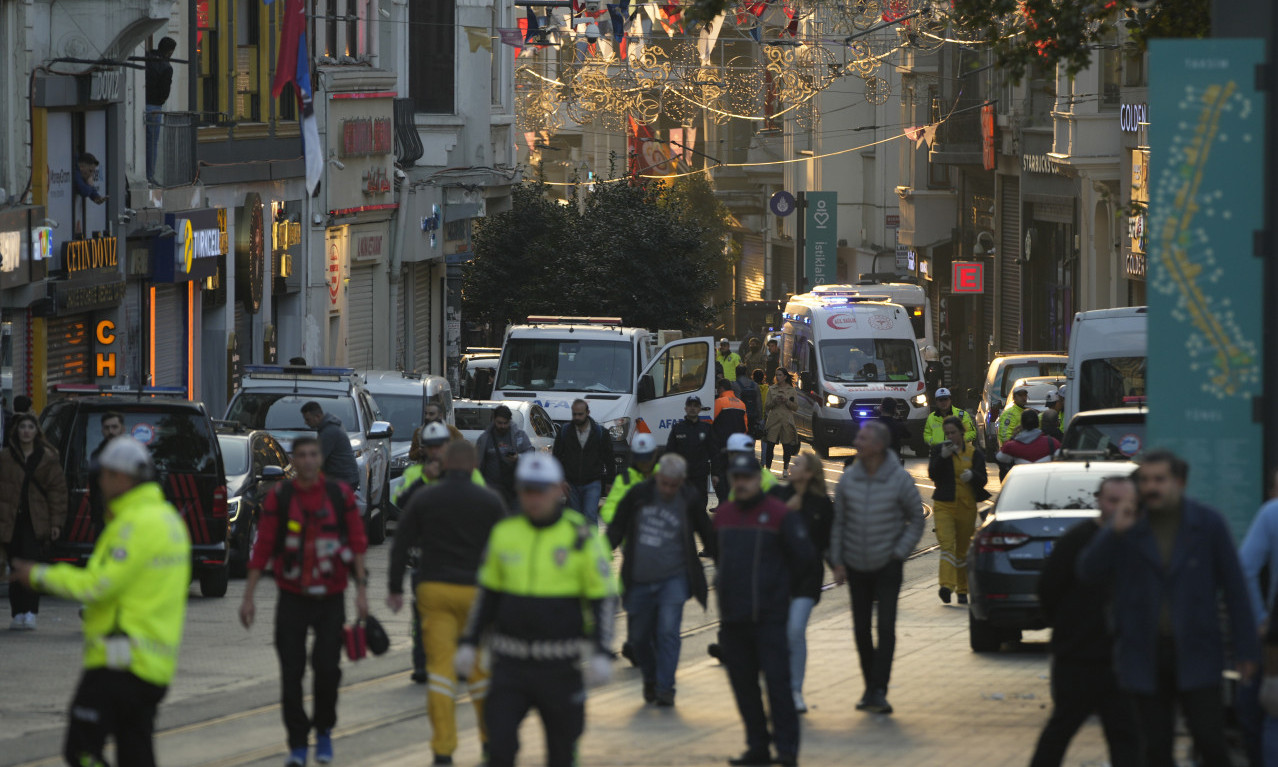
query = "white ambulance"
(780, 294, 929, 457)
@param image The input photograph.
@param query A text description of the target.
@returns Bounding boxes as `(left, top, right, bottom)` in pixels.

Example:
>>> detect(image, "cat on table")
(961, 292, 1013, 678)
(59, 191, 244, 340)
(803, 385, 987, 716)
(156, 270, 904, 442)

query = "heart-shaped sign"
(812, 210, 830, 226)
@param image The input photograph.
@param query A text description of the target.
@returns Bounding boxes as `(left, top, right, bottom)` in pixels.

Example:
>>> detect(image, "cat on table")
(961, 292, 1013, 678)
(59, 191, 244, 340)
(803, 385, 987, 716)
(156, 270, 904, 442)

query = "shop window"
(410, 0, 456, 114)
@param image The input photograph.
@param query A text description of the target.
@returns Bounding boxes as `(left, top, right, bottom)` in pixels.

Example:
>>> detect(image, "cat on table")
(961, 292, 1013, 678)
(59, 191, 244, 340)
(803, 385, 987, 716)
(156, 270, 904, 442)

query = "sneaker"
(23, 613, 35, 630)
(621, 642, 637, 667)
(285, 747, 308, 767)
(643, 681, 657, 703)
(792, 690, 807, 714)
(433, 755, 454, 765)
(938, 587, 952, 604)
(728, 751, 772, 766)
(957, 593, 968, 605)
(854, 692, 870, 710)
(862, 690, 893, 715)
(777, 755, 798, 767)
(314, 730, 333, 764)
(655, 690, 675, 707)
(707, 643, 722, 660)
(9, 615, 24, 630)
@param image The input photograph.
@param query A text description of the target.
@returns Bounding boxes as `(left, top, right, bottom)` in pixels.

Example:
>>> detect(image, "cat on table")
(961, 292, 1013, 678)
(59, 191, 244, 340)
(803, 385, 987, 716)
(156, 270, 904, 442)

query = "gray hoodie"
(317, 413, 360, 489)
(830, 456, 925, 572)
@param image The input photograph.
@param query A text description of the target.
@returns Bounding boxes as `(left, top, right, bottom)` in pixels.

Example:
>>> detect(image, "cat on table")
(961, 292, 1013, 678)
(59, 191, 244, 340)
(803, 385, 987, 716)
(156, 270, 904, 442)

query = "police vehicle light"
(826, 393, 847, 408)
(911, 393, 928, 407)
(855, 408, 875, 418)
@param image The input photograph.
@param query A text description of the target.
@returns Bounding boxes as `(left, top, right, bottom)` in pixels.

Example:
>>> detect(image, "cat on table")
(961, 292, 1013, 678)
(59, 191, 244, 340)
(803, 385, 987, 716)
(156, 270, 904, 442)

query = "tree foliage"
(464, 178, 732, 332)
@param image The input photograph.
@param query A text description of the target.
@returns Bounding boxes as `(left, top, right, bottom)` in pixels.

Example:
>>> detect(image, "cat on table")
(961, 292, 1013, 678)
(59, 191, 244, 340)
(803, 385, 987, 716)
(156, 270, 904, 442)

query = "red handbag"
(343, 622, 367, 661)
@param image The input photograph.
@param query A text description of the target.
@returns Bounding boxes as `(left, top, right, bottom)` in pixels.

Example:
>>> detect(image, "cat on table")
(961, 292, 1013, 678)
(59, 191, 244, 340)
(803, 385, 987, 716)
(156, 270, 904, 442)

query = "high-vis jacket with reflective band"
(924, 406, 976, 446)
(600, 466, 652, 525)
(463, 508, 616, 658)
(34, 482, 191, 687)
(394, 463, 485, 505)
(997, 403, 1024, 445)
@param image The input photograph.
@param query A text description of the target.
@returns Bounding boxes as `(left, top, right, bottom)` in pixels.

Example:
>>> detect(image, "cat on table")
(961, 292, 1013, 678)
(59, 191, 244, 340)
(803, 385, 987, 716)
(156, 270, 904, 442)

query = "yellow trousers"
(933, 500, 977, 594)
(417, 581, 489, 756)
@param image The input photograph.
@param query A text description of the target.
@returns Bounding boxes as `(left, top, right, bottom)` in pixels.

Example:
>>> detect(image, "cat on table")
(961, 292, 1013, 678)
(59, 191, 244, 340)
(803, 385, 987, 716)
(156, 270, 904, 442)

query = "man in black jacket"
(144, 37, 176, 182)
(552, 399, 615, 526)
(608, 454, 715, 707)
(714, 453, 814, 767)
(1028, 475, 1141, 767)
(388, 441, 506, 765)
(665, 396, 714, 514)
(301, 401, 361, 506)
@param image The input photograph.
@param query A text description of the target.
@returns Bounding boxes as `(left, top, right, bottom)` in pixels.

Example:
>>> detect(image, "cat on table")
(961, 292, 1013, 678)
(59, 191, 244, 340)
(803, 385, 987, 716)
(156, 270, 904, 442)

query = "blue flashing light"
(243, 365, 356, 376)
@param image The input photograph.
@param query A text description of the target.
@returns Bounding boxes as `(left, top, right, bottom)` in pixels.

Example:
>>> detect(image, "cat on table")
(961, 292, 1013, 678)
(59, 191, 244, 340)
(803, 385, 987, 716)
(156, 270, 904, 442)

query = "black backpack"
(271, 479, 353, 558)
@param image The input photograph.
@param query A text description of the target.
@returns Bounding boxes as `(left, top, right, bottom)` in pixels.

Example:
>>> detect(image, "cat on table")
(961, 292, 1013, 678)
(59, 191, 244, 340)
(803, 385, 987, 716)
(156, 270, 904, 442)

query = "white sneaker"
(23, 612, 36, 630)
(9, 615, 24, 630)
(792, 690, 807, 714)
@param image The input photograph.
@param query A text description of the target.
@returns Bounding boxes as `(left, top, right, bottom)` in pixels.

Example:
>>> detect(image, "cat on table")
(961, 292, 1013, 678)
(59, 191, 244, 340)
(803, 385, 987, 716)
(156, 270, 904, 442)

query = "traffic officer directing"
(600, 432, 659, 525)
(665, 395, 715, 513)
(922, 388, 975, 447)
(996, 386, 1029, 479)
(388, 440, 506, 765)
(717, 339, 742, 382)
(10, 436, 190, 767)
(456, 453, 617, 767)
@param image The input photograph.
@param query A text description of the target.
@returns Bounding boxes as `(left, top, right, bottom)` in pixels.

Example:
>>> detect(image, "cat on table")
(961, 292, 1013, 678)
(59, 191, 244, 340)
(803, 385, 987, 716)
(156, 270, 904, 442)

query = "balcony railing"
(147, 111, 198, 187)
(928, 98, 984, 166)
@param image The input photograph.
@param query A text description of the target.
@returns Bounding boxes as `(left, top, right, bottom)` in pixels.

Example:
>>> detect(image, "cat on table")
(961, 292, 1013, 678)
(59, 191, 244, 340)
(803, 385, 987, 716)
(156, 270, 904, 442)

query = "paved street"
(0, 454, 1117, 767)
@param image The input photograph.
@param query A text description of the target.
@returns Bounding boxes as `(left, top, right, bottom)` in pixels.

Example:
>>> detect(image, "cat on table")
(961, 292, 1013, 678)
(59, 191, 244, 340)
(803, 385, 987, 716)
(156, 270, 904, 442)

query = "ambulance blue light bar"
(52, 384, 188, 397)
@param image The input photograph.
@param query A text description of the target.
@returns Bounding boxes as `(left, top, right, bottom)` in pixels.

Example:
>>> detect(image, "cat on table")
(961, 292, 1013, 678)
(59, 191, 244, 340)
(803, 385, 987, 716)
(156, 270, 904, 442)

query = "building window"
(410, 0, 456, 114)
(234, 0, 263, 122)
(324, 0, 338, 59)
(490, 5, 502, 107)
(1099, 44, 1121, 110)
(1123, 44, 1146, 88)
(197, 0, 221, 123)
(195, 0, 302, 129)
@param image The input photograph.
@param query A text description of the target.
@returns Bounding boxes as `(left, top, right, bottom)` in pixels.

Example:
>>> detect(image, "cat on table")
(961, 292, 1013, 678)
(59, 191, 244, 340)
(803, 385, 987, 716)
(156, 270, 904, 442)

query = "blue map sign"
(1146, 38, 1266, 540)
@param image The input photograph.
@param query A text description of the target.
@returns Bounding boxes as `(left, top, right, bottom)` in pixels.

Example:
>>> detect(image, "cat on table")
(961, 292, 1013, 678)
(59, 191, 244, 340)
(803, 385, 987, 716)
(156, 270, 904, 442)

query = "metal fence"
(147, 111, 198, 188)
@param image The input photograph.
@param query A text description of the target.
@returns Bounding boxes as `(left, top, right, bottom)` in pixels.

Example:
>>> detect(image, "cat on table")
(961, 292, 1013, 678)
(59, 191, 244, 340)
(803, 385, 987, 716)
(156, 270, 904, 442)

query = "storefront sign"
(95, 319, 117, 377)
(884, 214, 899, 228)
(981, 104, 996, 171)
(362, 167, 392, 196)
(1120, 102, 1148, 133)
(236, 193, 265, 314)
(952, 261, 984, 293)
(53, 278, 126, 314)
(274, 217, 302, 250)
(0, 231, 19, 273)
(89, 70, 122, 102)
(1126, 250, 1146, 279)
(155, 209, 225, 282)
(62, 236, 119, 276)
(1021, 154, 1063, 175)
(803, 191, 837, 288)
(327, 97, 395, 213)
(339, 117, 393, 157)
(354, 232, 384, 261)
(32, 227, 52, 262)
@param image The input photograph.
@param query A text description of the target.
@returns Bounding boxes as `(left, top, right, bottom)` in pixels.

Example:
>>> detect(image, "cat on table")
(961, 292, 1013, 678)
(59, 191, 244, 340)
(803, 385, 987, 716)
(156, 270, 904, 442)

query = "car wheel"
(366, 506, 387, 546)
(199, 565, 230, 598)
(969, 609, 1003, 653)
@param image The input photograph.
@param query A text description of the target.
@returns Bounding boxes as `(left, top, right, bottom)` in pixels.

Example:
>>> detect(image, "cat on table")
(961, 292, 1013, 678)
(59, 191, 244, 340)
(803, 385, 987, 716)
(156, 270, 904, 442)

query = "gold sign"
(63, 237, 119, 276)
(274, 218, 302, 250)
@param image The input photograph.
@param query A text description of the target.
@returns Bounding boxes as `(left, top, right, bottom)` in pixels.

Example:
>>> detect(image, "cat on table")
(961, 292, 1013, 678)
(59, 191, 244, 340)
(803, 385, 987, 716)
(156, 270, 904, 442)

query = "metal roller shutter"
(152, 285, 183, 387)
(739, 235, 765, 301)
(395, 273, 406, 370)
(347, 265, 376, 369)
(412, 262, 432, 374)
(46, 315, 92, 386)
(999, 178, 1021, 351)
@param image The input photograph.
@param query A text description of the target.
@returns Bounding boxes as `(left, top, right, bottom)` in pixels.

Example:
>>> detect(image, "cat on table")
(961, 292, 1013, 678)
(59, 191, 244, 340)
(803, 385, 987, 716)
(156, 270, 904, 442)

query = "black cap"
(728, 452, 759, 476)
(685, 395, 702, 406)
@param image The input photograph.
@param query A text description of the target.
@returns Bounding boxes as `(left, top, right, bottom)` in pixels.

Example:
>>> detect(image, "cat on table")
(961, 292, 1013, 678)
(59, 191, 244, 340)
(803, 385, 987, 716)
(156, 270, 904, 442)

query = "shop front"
(149, 208, 225, 396)
(270, 200, 304, 362)
(42, 233, 126, 394)
(0, 206, 51, 405)
(1120, 97, 1149, 306)
(1020, 134, 1078, 352)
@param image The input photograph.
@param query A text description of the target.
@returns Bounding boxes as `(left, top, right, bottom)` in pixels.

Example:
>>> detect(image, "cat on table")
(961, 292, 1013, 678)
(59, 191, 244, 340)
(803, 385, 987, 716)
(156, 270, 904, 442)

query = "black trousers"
(720, 620, 799, 759)
(64, 668, 167, 767)
(274, 591, 346, 750)
(846, 558, 903, 695)
(687, 478, 709, 518)
(1029, 658, 1143, 767)
(1133, 640, 1233, 767)
(9, 511, 42, 616)
(485, 657, 585, 767)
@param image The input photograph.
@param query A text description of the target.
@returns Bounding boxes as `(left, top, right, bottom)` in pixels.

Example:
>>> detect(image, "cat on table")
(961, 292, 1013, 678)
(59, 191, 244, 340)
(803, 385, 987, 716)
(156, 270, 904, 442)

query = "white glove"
(1262, 677, 1278, 718)
(940, 443, 956, 457)
(960, 469, 973, 482)
(585, 653, 613, 687)
(454, 644, 477, 680)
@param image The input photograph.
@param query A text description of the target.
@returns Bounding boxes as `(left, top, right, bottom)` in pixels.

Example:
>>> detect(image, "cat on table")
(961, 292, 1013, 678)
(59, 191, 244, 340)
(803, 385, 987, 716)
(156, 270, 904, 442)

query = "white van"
(491, 316, 715, 470)
(781, 294, 930, 457)
(1063, 306, 1147, 420)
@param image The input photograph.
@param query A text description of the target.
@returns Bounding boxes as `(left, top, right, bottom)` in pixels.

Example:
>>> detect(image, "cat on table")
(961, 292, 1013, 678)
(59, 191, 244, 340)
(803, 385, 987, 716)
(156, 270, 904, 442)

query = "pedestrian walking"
(408, 402, 464, 463)
(741, 338, 766, 376)
(922, 387, 975, 447)
(600, 433, 658, 525)
(0, 413, 67, 629)
(1029, 475, 1142, 767)
(9, 436, 189, 767)
(714, 452, 815, 767)
(665, 395, 715, 515)
(774, 451, 833, 714)
(608, 454, 715, 706)
(996, 409, 1059, 468)
(927, 415, 990, 605)
(830, 420, 925, 715)
(551, 399, 616, 526)
(764, 339, 780, 381)
(1238, 470, 1278, 765)
(475, 405, 534, 506)
(873, 397, 909, 462)
(736, 368, 764, 441)
(1077, 450, 1259, 767)
(713, 381, 750, 501)
(388, 440, 505, 765)
(301, 401, 362, 510)
(239, 436, 370, 767)
(717, 339, 742, 382)
(762, 368, 799, 478)
(456, 453, 617, 767)
(996, 387, 1029, 479)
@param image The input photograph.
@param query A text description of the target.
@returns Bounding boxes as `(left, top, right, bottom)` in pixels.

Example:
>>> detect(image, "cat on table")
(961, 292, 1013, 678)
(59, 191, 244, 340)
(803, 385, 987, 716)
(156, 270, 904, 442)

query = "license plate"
(1043, 540, 1053, 556)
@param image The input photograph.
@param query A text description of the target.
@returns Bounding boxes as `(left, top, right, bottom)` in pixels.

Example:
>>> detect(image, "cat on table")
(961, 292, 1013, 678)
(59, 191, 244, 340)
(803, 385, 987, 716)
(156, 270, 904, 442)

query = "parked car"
(1057, 406, 1147, 462)
(359, 370, 453, 505)
(460, 350, 501, 400)
(224, 365, 394, 545)
(40, 387, 232, 597)
(967, 460, 1136, 652)
(976, 353, 1067, 453)
(454, 400, 558, 453)
(1008, 374, 1066, 411)
(214, 422, 292, 576)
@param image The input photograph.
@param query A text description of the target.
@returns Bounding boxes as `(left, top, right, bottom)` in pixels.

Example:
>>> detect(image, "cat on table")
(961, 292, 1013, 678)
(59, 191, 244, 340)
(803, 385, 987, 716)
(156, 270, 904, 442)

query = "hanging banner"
(803, 191, 837, 289)
(1145, 38, 1265, 540)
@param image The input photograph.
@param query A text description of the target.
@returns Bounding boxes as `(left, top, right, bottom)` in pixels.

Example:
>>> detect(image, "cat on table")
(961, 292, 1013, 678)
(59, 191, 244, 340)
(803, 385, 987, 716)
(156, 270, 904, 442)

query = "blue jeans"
(145, 105, 162, 181)
(787, 597, 815, 693)
(568, 481, 603, 526)
(624, 575, 689, 694)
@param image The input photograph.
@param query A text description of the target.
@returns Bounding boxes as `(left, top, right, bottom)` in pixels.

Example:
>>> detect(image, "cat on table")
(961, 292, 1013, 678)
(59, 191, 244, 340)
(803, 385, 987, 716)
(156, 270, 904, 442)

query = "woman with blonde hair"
(776, 450, 833, 713)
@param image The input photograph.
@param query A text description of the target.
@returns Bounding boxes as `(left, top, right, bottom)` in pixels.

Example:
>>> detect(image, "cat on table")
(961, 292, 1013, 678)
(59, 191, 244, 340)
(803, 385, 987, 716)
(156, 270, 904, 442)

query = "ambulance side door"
(635, 337, 716, 448)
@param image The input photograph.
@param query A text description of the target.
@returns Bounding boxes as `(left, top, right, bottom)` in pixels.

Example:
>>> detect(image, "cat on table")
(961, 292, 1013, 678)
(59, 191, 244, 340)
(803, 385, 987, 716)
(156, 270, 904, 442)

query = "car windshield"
(820, 339, 918, 383)
(83, 408, 218, 473)
(455, 407, 496, 431)
(1080, 357, 1147, 411)
(1000, 362, 1065, 399)
(226, 393, 360, 433)
(496, 338, 634, 393)
(218, 436, 250, 475)
(1063, 417, 1146, 459)
(997, 472, 1103, 512)
(371, 394, 422, 441)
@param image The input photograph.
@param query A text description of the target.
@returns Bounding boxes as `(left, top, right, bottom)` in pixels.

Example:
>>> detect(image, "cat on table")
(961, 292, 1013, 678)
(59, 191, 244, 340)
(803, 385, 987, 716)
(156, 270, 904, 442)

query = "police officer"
(996, 387, 1029, 479)
(10, 436, 190, 767)
(601, 433, 659, 525)
(922, 388, 975, 447)
(665, 395, 715, 514)
(456, 453, 617, 767)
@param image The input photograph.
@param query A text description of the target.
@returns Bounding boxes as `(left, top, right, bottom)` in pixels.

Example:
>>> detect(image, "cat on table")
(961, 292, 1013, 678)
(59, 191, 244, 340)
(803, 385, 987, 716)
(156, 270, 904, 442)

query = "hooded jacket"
(316, 413, 360, 489)
(830, 457, 925, 572)
(996, 429, 1058, 465)
(713, 490, 814, 623)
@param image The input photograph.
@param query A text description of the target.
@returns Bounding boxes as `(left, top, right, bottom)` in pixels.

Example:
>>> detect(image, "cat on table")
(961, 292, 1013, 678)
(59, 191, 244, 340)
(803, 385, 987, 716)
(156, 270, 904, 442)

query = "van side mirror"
(637, 374, 656, 403)
(259, 465, 285, 481)
(367, 420, 393, 440)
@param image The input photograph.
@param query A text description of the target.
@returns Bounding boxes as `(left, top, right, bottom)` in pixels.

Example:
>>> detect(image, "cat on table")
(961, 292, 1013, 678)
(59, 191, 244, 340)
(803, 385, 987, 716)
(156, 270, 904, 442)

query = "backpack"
(271, 479, 352, 559)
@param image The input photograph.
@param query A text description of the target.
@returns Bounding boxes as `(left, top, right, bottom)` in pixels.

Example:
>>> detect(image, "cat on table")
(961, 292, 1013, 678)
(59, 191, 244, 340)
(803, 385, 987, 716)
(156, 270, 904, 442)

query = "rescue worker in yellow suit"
(10, 436, 190, 767)
(388, 439, 506, 765)
(926, 416, 991, 604)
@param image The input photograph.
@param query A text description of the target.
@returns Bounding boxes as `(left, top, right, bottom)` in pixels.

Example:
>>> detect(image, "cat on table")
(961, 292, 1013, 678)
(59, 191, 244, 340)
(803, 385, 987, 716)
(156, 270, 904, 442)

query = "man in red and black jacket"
(239, 435, 369, 767)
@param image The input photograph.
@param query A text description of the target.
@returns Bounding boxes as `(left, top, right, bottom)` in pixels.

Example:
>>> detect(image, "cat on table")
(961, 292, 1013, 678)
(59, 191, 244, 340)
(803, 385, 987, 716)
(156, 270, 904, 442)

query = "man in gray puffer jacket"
(830, 420, 925, 715)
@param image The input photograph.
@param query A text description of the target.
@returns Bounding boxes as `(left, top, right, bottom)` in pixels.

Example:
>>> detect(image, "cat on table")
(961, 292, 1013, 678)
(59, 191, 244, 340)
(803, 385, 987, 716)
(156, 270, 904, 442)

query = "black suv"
(41, 390, 231, 597)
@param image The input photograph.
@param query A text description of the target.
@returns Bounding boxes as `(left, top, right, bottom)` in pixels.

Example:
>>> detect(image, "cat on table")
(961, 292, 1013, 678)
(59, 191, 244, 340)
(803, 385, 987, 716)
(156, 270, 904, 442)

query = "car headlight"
(391, 454, 413, 470)
(601, 417, 631, 442)
(825, 393, 847, 408)
(227, 497, 242, 523)
(911, 393, 928, 407)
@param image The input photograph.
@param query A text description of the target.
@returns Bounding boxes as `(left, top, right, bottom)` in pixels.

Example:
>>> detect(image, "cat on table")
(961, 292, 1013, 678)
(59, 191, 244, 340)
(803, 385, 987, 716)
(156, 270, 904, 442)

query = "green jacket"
(34, 483, 190, 686)
(394, 463, 485, 505)
(717, 352, 742, 382)
(727, 466, 779, 501)
(924, 407, 976, 446)
(601, 467, 654, 524)
(998, 403, 1025, 445)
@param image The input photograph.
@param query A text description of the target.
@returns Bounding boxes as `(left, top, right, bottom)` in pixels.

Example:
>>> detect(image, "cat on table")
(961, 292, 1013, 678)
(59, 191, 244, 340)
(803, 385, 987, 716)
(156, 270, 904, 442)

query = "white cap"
(420, 421, 450, 445)
(515, 453, 564, 485)
(934, 387, 952, 398)
(719, 338, 730, 344)
(1045, 389, 1061, 404)
(95, 436, 154, 479)
(726, 433, 754, 452)
(631, 433, 657, 456)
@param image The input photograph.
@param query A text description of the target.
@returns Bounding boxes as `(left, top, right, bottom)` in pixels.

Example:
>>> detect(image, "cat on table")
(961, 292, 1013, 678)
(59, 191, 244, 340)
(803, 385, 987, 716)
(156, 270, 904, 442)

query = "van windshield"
(496, 338, 634, 393)
(820, 339, 918, 383)
(1079, 357, 1146, 411)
